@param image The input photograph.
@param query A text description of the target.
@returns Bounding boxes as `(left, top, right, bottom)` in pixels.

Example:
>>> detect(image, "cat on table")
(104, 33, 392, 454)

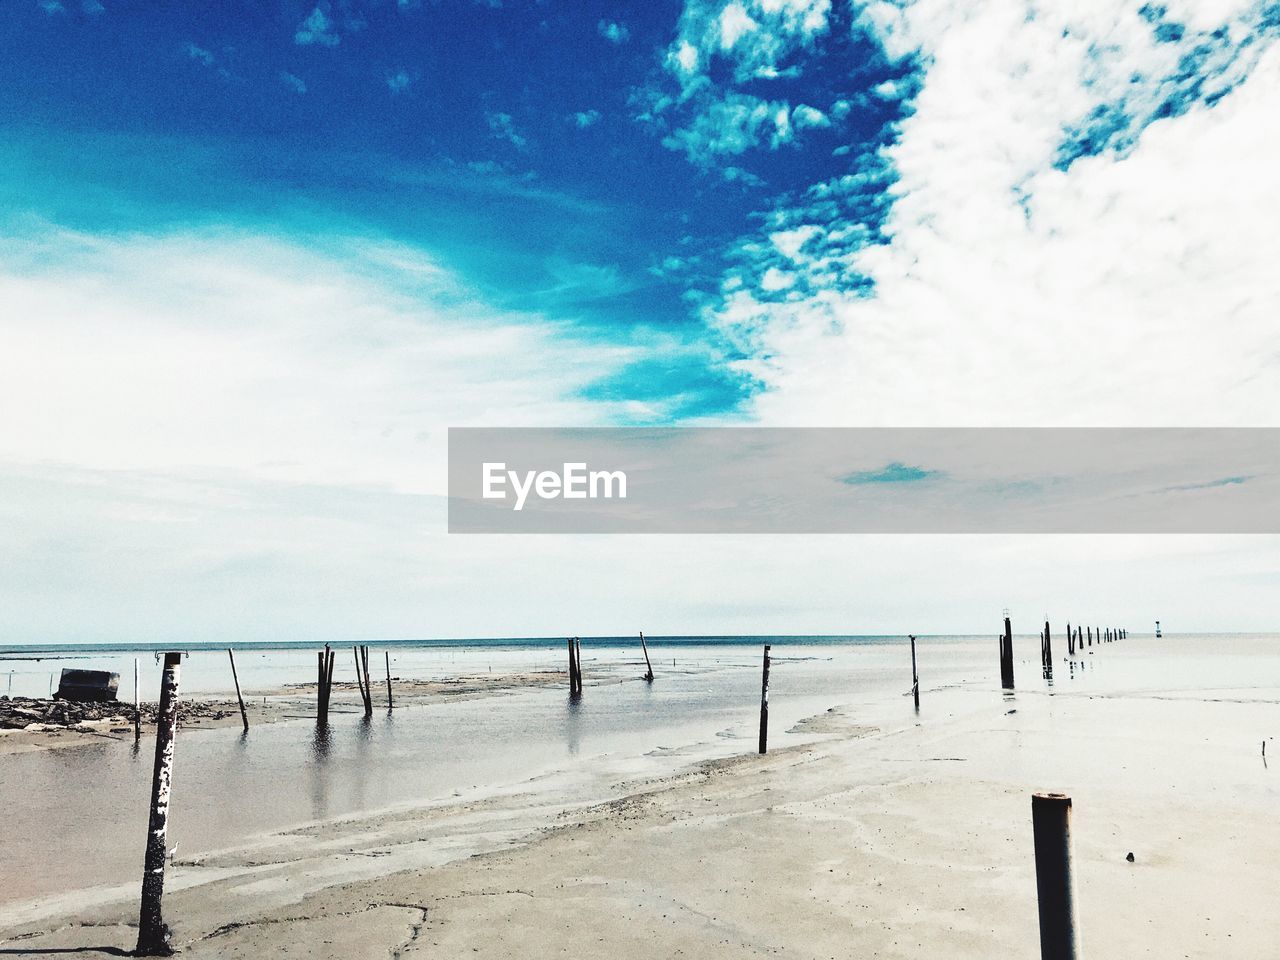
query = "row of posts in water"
(1001, 616, 1127, 688)
(130, 623, 1129, 956)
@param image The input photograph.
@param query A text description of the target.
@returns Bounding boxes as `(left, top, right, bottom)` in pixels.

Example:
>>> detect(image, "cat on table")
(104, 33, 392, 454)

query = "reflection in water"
(308, 723, 333, 821)
(564, 696, 583, 756)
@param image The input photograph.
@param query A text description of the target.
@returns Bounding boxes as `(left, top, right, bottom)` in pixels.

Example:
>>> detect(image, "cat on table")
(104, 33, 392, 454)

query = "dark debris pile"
(0, 695, 235, 730)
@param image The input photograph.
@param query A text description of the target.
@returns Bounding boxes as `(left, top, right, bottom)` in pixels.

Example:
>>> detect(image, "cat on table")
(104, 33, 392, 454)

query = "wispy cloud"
(486, 111, 528, 151)
(840, 462, 943, 485)
(38, 0, 65, 14)
(184, 42, 215, 67)
(571, 109, 601, 128)
(279, 70, 307, 94)
(598, 19, 630, 44)
(294, 5, 339, 46)
(386, 69, 414, 93)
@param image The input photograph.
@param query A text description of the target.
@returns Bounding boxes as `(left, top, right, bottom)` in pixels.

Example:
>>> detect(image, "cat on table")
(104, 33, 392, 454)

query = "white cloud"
(598, 19, 630, 44)
(294, 6, 339, 46)
(698, 0, 1280, 429)
(279, 70, 307, 94)
(572, 109, 602, 128)
(0, 223, 651, 495)
(386, 69, 413, 93)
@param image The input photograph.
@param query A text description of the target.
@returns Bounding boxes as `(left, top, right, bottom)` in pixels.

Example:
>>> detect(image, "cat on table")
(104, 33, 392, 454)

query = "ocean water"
(0, 632, 1275, 913)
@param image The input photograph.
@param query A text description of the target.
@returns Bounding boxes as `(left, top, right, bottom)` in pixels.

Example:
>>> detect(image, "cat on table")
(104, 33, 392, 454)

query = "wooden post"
(1066, 622, 1073, 657)
(361, 646, 373, 716)
(385, 650, 393, 709)
(640, 631, 654, 682)
(135, 652, 182, 957)
(758, 644, 771, 754)
(1086, 626, 1091, 648)
(909, 634, 920, 710)
(575, 637, 584, 695)
(567, 637, 577, 696)
(1032, 792, 1082, 960)
(134, 657, 141, 741)
(1043, 620, 1052, 666)
(1000, 616, 1015, 689)
(227, 649, 248, 732)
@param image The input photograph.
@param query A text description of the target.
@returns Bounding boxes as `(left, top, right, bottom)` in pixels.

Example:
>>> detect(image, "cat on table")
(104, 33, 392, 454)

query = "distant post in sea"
(758, 644, 771, 754)
(640, 630, 654, 682)
(909, 634, 920, 710)
(1032, 792, 1082, 960)
(1066, 622, 1074, 657)
(135, 652, 182, 957)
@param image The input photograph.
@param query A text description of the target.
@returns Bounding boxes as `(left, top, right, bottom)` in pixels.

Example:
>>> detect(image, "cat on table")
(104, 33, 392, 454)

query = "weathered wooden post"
(227, 648, 248, 732)
(1000, 616, 1015, 688)
(134, 657, 141, 741)
(1086, 626, 1092, 648)
(135, 652, 182, 957)
(758, 644, 771, 754)
(385, 650, 393, 709)
(575, 637, 584, 695)
(640, 631, 654, 682)
(1032, 792, 1082, 960)
(1066, 622, 1074, 657)
(1043, 620, 1052, 666)
(911, 634, 921, 711)
(567, 637, 578, 696)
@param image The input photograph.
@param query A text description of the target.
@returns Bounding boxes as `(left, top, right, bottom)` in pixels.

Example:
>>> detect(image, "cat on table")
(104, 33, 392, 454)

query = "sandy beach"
(1, 636, 1275, 958)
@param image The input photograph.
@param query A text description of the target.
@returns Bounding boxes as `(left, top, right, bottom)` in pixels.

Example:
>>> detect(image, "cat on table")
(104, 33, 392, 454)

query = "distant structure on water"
(1155, 620, 1162, 638)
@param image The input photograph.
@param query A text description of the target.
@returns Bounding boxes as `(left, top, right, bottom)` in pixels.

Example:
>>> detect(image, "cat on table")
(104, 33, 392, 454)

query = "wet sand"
(1, 670, 1275, 958)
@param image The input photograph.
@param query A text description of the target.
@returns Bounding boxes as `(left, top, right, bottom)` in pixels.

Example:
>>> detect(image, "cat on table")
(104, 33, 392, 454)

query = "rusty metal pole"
(758, 644, 771, 754)
(136, 652, 182, 956)
(1032, 792, 1082, 960)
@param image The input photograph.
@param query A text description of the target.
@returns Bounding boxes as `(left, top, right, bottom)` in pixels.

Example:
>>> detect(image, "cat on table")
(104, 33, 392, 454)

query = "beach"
(0, 634, 1276, 957)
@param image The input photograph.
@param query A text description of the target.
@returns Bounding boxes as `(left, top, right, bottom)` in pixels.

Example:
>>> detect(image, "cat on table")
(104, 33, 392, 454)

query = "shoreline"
(0, 670, 577, 757)
(1, 676, 1276, 957)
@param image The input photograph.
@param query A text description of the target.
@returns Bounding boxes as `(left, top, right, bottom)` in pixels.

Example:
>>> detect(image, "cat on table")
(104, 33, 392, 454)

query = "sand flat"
(1, 674, 1275, 958)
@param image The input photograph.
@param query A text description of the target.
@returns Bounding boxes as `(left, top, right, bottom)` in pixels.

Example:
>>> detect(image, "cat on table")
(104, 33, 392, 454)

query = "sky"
(3, 0, 1280, 643)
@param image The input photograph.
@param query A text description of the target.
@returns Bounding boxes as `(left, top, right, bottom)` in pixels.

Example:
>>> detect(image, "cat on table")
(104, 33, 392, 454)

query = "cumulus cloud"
(598, 19, 630, 44)
(697, 0, 1280, 427)
(294, 5, 339, 46)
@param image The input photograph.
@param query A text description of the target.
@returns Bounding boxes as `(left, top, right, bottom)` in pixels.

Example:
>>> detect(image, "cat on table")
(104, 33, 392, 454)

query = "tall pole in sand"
(136, 652, 182, 957)
(385, 650, 394, 709)
(909, 635, 919, 710)
(228, 648, 248, 732)
(1032, 792, 1081, 960)
(133, 658, 141, 742)
(640, 631, 654, 682)
(758, 644, 771, 754)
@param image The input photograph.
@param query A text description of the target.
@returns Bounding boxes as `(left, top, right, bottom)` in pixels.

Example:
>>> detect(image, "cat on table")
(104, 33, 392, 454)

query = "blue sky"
(4, 0, 1280, 642)
(1, 0, 913, 421)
